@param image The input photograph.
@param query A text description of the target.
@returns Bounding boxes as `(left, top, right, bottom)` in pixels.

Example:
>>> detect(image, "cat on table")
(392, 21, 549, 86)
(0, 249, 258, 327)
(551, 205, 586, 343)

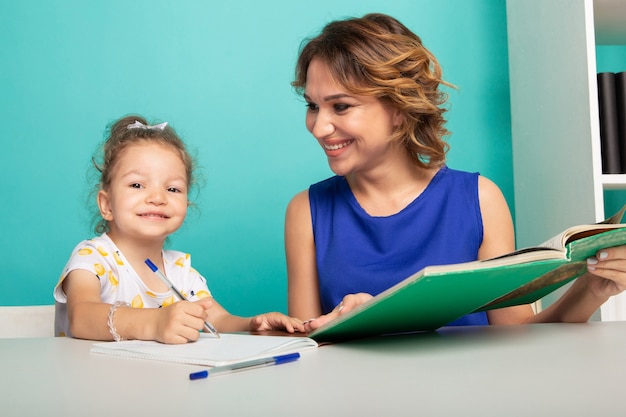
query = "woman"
(285, 13, 626, 331)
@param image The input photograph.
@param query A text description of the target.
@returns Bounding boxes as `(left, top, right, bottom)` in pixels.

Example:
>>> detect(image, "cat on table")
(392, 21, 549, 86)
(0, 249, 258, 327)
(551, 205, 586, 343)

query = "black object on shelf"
(615, 71, 626, 173)
(598, 72, 622, 174)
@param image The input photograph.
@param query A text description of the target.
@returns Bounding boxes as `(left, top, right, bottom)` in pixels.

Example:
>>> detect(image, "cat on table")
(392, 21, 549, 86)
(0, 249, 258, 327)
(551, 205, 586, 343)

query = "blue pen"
(144, 258, 220, 338)
(189, 352, 301, 379)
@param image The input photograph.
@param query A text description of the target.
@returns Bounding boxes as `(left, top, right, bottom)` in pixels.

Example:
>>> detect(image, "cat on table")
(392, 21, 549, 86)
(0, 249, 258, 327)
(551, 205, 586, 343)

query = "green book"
(309, 207, 626, 343)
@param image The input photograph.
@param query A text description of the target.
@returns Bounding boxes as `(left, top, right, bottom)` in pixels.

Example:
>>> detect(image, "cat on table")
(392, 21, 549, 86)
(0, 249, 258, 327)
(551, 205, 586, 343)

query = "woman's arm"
(285, 190, 322, 321)
(480, 176, 626, 324)
(526, 246, 626, 323)
(476, 176, 536, 324)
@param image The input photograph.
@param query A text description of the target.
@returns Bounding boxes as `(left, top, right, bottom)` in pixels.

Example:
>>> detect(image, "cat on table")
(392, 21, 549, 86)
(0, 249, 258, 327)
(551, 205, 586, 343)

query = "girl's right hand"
(154, 298, 214, 344)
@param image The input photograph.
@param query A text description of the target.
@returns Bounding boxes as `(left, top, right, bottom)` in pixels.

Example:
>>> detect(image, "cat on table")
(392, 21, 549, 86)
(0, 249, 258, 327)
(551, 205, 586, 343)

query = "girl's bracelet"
(107, 301, 131, 342)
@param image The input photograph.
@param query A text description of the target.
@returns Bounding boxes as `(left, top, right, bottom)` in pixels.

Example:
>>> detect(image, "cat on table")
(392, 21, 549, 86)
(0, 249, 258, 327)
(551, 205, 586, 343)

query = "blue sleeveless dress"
(308, 166, 489, 326)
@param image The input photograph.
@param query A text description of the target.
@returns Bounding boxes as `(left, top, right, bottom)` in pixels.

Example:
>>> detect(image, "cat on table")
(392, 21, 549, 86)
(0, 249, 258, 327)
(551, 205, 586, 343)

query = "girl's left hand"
(249, 313, 306, 333)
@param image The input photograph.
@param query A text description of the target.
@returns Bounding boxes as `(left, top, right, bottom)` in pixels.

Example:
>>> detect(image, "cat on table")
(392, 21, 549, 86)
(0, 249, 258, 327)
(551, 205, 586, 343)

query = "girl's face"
(303, 58, 403, 177)
(97, 142, 188, 244)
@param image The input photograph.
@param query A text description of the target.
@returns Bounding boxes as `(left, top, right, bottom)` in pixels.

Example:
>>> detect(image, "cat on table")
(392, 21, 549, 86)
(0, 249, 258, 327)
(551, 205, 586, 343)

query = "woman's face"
(303, 58, 403, 177)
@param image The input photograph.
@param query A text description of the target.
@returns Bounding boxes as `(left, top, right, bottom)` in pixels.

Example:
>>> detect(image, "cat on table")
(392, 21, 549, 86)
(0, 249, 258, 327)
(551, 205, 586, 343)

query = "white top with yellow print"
(53, 233, 211, 337)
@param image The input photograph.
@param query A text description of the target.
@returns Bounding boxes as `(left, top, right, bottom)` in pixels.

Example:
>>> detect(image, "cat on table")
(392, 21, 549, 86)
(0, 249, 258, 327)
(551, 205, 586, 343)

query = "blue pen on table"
(144, 258, 220, 339)
(189, 352, 301, 380)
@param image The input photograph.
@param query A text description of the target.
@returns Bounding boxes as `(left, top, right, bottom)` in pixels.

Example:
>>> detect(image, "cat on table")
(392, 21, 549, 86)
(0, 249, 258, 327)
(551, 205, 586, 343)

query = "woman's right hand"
(303, 293, 373, 332)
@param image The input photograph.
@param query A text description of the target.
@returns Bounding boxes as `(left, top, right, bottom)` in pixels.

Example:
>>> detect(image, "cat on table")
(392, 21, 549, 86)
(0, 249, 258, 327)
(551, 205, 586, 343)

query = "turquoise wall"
(0, 0, 511, 314)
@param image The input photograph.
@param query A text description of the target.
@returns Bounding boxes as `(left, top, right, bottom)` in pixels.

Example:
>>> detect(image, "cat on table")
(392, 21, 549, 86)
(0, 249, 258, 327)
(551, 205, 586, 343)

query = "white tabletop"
(2, 322, 625, 417)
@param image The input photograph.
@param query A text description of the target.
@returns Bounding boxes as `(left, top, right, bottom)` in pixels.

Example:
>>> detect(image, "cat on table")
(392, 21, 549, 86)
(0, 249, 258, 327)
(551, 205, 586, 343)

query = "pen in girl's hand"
(144, 258, 221, 338)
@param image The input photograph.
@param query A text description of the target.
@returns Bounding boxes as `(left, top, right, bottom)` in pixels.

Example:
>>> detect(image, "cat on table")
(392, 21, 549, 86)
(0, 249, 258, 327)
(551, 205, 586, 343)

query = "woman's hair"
(292, 13, 453, 168)
(91, 115, 196, 234)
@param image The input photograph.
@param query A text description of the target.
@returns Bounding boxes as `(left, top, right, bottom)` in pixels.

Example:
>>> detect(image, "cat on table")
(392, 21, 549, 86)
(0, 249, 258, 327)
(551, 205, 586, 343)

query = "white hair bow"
(127, 120, 168, 130)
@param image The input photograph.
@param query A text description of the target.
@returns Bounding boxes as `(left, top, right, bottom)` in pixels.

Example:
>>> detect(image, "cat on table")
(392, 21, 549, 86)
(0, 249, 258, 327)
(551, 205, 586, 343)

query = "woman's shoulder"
(309, 175, 343, 190)
(287, 175, 344, 211)
(426, 166, 480, 193)
(438, 166, 504, 201)
(437, 165, 479, 179)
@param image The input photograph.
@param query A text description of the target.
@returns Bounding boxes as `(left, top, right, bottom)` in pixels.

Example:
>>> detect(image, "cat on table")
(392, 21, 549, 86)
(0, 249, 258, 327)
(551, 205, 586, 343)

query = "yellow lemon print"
(113, 252, 124, 266)
(145, 291, 157, 298)
(131, 295, 144, 308)
(162, 295, 175, 307)
(108, 271, 119, 287)
(175, 257, 185, 267)
(94, 263, 105, 276)
(78, 248, 93, 256)
(96, 246, 108, 257)
(195, 290, 211, 299)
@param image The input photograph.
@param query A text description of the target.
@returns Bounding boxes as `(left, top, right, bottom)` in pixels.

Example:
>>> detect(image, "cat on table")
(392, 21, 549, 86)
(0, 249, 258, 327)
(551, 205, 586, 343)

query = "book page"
(540, 223, 626, 250)
(540, 204, 626, 249)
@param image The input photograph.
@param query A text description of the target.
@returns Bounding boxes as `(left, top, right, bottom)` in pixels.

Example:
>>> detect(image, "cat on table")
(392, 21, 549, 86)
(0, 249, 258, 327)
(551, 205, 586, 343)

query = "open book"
(91, 333, 318, 367)
(309, 206, 626, 343)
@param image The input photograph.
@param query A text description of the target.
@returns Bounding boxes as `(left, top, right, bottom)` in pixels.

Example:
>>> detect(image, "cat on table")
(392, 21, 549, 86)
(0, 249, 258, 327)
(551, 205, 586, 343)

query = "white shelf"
(594, 0, 626, 323)
(602, 175, 626, 190)
(595, 0, 626, 192)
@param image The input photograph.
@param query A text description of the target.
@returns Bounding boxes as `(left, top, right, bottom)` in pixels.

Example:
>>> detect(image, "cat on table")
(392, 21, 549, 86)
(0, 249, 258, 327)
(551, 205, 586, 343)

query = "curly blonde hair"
(292, 13, 453, 168)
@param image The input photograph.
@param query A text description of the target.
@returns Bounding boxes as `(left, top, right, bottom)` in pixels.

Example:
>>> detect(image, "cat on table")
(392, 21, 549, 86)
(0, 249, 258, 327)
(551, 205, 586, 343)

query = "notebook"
(90, 333, 318, 367)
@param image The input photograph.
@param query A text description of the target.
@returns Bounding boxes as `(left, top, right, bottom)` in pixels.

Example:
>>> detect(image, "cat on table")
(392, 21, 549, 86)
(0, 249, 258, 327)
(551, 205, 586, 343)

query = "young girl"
(55, 115, 304, 344)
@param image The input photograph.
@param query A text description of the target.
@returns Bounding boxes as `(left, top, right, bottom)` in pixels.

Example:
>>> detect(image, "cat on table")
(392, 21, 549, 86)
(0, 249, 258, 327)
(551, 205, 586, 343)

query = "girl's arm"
(63, 269, 213, 344)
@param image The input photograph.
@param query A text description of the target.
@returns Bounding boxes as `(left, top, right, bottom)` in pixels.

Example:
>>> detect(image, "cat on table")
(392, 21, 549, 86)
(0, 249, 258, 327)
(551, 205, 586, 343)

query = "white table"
(2, 322, 625, 416)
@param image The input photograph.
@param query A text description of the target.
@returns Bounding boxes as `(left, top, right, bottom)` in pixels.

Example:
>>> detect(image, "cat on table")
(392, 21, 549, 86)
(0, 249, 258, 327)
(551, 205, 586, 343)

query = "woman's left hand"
(302, 293, 373, 333)
(586, 246, 626, 298)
